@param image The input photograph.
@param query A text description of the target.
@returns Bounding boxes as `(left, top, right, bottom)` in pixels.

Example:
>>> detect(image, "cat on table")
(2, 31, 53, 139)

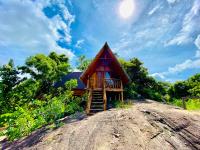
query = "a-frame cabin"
(80, 42, 130, 114)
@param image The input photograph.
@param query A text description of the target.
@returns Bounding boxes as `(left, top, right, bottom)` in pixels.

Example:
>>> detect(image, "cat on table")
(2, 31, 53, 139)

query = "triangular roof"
(80, 42, 130, 85)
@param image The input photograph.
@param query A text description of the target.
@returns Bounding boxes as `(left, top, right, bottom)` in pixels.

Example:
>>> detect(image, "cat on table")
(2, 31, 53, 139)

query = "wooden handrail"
(104, 78, 121, 89)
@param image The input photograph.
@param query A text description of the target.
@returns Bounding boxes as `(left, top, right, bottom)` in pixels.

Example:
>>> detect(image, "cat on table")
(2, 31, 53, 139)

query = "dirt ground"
(1, 100, 200, 150)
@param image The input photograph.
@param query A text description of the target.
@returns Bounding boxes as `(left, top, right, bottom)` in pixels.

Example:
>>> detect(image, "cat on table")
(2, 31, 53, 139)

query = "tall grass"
(186, 99, 200, 110)
(114, 100, 133, 109)
(172, 98, 200, 110)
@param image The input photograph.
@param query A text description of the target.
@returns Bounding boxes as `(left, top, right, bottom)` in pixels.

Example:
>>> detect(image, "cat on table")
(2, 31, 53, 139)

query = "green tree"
(0, 81, 3, 109)
(19, 52, 70, 99)
(76, 55, 91, 71)
(168, 81, 190, 99)
(0, 59, 19, 113)
(120, 58, 167, 100)
(187, 73, 200, 96)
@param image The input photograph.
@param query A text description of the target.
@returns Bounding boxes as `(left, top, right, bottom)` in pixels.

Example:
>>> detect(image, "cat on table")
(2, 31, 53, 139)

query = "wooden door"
(96, 72, 104, 88)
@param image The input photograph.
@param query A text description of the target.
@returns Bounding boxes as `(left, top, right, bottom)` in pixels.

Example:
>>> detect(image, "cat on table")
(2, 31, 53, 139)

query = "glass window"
(105, 72, 111, 79)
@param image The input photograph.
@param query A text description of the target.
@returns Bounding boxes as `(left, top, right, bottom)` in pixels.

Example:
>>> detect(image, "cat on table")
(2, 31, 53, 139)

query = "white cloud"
(196, 50, 200, 58)
(75, 39, 85, 48)
(0, 0, 75, 58)
(195, 34, 200, 49)
(166, 0, 178, 4)
(148, 5, 160, 16)
(151, 73, 165, 80)
(166, 0, 200, 46)
(168, 59, 200, 73)
(152, 58, 200, 81)
(195, 35, 200, 58)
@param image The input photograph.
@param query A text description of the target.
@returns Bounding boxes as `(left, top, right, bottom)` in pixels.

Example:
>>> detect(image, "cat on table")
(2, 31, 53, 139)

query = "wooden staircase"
(90, 90, 104, 114)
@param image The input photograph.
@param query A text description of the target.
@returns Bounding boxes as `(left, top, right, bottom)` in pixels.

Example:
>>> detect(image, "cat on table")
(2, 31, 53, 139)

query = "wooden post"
(87, 77, 89, 89)
(182, 97, 186, 110)
(103, 78, 107, 111)
(86, 89, 92, 114)
(121, 80, 124, 102)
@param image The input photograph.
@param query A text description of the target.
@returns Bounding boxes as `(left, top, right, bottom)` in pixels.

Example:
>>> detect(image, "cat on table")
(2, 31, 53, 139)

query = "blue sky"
(0, 0, 200, 82)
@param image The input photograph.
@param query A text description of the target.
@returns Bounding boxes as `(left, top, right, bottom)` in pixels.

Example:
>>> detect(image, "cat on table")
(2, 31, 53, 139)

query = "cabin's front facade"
(80, 43, 130, 114)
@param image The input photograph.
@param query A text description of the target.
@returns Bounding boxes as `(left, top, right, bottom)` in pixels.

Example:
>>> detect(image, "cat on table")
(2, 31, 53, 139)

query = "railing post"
(121, 80, 123, 102)
(103, 78, 107, 111)
(86, 77, 92, 114)
(86, 89, 92, 114)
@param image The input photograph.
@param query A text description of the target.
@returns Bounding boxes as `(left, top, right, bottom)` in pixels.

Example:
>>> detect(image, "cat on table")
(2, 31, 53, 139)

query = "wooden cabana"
(80, 42, 130, 114)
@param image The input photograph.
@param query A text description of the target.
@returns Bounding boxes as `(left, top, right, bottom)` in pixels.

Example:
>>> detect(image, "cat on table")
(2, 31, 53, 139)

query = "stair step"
(92, 101, 103, 104)
(92, 98, 103, 101)
(92, 97, 103, 99)
(91, 106, 103, 109)
(92, 100, 103, 103)
(89, 90, 104, 114)
(92, 98, 103, 100)
(90, 109, 104, 112)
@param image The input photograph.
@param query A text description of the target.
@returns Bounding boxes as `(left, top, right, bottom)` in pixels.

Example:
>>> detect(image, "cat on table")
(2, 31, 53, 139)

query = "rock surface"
(2, 100, 200, 150)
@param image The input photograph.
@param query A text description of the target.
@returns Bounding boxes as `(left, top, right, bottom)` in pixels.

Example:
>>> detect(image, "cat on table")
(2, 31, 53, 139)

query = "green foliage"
(171, 98, 183, 107)
(76, 55, 91, 71)
(186, 99, 200, 110)
(0, 59, 20, 113)
(9, 79, 40, 109)
(187, 73, 200, 96)
(120, 58, 167, 101)
(168, 73, 200, 101)
(65, 97, 83, 115)
(114, 100, 133, 109)
(0, 52, 85, 140)
(168, 81, 190, 99)
(19, 52, 70, 99)
(7, 107, 35, 141)
(43, 97, 65, 122)
(171, 98, 200, 110)
(6, 93, 84, 140)
(0, 113, 13, 127)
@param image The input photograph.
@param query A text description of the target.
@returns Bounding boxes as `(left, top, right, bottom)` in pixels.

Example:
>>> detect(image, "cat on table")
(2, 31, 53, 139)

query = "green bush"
(65, 97, 83, 115)
(171, 98, 200, 110)
(0, 113, 13, 127)
(114, 100, 133, 109)
(171, 98, 183, 107)
(44, 97, 65, 122)
(7, 107, 35, 141)
(5, 95, 84, 140)
(186, 99, 200, 110)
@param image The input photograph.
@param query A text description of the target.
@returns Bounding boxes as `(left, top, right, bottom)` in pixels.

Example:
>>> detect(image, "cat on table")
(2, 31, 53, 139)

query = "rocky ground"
(1, 100, 200, 150)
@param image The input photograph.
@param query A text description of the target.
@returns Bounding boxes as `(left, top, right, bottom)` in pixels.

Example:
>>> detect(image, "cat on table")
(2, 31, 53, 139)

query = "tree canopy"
(76, 55, 91, 71)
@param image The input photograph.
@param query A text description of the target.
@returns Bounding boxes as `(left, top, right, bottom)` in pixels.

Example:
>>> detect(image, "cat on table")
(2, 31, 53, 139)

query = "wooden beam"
(121, 91, 124, 102)
(121, 80, 124, 102)
(86, 89, 92, 114)
(103, 79, 107, 111)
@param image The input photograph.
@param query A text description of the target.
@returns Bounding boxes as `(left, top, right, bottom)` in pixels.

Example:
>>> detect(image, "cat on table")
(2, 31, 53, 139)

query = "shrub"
(0, 113, 13, 127)
(186, 99, 200, 110)
(171, 98, 183, 108)
(44, 97, 65, 122)
(65, 97, 83, 115)
(114, 100, 133, 109)
(7, 107, 35, 141)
